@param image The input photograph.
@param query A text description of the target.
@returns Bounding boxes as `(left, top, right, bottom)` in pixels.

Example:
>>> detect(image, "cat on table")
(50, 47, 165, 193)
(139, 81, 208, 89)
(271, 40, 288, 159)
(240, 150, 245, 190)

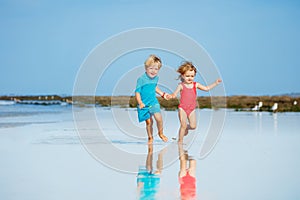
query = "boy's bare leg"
(178, 108, 188, 144)
(145, 118, 153, 144)
(153, 113, 168, 142)
(146, 144, 153, 171)
(155, 145, 168, 174)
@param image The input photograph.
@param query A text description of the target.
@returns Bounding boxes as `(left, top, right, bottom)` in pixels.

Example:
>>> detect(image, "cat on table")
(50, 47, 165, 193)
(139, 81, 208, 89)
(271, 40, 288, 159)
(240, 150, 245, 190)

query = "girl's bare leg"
(187, 159, 196, 177)
(187, 110, 197, 130)
(178, 108, 188, 144)
(178, 143, 187, 177)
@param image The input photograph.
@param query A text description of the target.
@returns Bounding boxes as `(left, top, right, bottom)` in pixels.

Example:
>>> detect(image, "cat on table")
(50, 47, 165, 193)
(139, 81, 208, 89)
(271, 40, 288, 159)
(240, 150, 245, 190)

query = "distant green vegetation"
(1, 95, 299, 112)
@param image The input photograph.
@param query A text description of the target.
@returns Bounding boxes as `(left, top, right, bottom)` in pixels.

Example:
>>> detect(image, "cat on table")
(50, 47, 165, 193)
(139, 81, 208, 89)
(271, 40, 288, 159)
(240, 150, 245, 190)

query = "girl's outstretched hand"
(216, 79, 222, 84)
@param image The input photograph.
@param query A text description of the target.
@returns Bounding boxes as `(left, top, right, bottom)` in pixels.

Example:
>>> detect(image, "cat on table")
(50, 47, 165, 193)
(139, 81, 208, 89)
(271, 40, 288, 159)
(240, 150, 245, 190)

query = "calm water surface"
(0, 104, 300, 200)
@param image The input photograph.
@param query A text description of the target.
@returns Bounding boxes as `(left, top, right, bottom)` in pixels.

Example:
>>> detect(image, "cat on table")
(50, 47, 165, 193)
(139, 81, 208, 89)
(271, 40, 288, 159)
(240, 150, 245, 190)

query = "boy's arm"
(155, 86, 170, 99)
(135, 92, 145, 109)
(155, 86, 164, 97)
(196, 79, 222, 91)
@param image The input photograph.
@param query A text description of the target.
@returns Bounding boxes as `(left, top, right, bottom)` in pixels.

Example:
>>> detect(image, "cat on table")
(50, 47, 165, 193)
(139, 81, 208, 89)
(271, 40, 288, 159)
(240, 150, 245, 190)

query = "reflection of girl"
(137, 144, 165, 200)
(178, 144, 197, 200)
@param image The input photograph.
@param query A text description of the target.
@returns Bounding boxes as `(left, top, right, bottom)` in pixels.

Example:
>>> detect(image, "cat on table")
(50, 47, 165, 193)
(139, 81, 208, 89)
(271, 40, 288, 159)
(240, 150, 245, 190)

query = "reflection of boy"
(137, 144, 165, 199)
(178, 144, 196, 199)
(137, 168, 160, 199)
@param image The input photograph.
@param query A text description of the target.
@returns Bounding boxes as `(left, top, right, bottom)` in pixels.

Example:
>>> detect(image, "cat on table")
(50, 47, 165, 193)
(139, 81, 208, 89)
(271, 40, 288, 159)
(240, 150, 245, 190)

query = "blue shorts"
(137, 104, 161, 122)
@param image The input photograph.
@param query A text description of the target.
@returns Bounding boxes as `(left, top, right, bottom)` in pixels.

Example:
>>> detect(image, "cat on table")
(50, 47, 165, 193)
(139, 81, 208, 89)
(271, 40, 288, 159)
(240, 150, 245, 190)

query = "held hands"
(138, 92, 173, 108)
(164, 93, 176, 100)
(169, 94, 176, 99)
(162, 92, 173, 100)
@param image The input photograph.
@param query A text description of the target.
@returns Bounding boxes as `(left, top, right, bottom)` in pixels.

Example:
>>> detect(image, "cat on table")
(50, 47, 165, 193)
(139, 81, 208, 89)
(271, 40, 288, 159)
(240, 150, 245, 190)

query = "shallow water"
(0, 105, 300, 200)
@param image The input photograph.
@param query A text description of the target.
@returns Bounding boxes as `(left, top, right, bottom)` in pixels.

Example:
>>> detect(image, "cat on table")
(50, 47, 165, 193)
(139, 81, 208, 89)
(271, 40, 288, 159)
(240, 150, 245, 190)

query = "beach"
(1, 104, 300, 200)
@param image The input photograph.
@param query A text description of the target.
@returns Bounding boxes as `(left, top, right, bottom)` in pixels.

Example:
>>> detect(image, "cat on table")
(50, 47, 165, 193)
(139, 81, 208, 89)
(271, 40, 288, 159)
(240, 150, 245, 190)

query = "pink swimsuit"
(179, 171, 196, 199)
(179, 82, 197, 116)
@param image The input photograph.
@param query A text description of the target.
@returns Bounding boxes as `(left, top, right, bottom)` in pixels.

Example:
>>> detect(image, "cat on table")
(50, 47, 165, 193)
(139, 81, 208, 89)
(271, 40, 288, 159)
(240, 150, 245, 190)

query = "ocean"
(1, 102, 300, 200)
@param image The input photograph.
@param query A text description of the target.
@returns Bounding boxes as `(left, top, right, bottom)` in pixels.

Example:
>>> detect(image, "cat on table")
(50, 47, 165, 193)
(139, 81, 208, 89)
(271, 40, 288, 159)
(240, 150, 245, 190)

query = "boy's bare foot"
(148, 137, 153, 144)
(154, 170, 161, 175)
(158, 134, 168, 142)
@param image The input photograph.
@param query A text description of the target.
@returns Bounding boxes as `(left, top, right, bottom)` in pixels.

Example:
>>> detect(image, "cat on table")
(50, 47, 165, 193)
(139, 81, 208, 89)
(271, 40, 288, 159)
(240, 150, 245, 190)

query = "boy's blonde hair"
(144, 54, 162, 69)
(177, 61, 197, 75)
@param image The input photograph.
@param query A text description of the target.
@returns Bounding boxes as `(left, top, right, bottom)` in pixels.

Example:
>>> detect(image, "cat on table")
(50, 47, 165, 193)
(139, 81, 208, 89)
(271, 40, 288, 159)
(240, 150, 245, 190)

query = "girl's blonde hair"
(144, 54, 162, 69)
(177, 61, 197, 79)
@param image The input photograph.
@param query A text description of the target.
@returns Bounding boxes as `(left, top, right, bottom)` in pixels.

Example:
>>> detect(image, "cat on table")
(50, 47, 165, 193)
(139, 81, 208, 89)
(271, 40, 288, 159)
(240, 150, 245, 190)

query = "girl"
(171, 61, 222, 143)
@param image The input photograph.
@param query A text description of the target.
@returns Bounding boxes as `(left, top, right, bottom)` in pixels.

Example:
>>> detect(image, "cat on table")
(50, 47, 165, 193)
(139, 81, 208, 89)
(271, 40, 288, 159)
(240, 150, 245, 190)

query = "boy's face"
(146, 63, 160, 78)
(182, 70, 195, 84)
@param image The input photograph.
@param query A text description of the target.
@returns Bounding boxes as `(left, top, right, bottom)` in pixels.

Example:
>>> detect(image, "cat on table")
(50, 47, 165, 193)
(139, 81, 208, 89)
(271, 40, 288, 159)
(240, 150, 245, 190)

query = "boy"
(135, 55, 169, 144)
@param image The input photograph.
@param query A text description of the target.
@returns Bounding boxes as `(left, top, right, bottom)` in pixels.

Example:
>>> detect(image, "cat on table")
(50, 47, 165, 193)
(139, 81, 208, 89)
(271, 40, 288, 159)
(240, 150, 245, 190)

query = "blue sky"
(1, 0, 300, 96)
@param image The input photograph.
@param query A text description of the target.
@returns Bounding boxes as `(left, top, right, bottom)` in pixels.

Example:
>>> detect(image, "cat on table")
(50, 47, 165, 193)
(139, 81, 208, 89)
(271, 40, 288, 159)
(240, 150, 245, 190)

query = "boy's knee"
(153, 113, 162, 122)
(156, 119, 163, 126)
(146, 124, 152, 129)
(145, 119, 153, 126)
(146, 122, 153, 127)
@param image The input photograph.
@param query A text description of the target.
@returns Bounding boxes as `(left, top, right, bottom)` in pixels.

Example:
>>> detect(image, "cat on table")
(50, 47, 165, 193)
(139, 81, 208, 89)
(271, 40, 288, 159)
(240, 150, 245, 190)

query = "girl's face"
(146, 63, 160, 78)
(182, 70, 195, 84)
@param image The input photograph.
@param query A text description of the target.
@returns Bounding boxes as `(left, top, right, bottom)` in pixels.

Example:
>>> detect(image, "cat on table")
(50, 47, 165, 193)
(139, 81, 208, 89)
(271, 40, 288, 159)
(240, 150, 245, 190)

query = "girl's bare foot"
(158, 134, 168, 142)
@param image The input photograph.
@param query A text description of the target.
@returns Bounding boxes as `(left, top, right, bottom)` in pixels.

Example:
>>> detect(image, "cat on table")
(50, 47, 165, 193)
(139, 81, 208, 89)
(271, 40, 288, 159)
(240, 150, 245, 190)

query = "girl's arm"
(135, 92, 145, 109)
(170, 84, 183, 98)
(196, 79, 222, 91)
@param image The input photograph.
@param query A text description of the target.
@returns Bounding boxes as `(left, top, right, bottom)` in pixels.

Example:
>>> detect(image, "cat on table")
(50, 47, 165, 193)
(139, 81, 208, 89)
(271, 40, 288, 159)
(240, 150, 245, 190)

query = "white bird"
(271, 103, 278, 112)
(294, 101, 297, 105)
(258, 101, 263, 108)
(252, 105, 259, 111)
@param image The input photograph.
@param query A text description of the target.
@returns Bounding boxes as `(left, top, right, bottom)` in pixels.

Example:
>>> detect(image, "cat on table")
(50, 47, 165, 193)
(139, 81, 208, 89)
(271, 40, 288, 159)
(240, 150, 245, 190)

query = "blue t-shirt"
(135, 73, 159, 106)
(137, 167, 160, 199)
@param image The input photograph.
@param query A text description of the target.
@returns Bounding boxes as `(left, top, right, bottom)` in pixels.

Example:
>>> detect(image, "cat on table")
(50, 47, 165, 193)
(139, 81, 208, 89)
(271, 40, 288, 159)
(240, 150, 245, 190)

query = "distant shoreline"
(1, 95, 299, 112)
